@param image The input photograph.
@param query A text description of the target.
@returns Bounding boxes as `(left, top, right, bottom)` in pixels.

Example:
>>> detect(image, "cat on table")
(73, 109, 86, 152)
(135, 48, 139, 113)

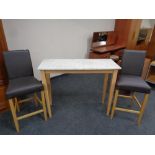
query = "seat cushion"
(116, 75, 151, 94)
(6, 76, 43, 99)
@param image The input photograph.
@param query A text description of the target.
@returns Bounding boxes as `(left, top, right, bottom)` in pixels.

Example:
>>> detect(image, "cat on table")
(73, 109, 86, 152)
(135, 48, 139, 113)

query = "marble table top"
(38, 59, 121, 71)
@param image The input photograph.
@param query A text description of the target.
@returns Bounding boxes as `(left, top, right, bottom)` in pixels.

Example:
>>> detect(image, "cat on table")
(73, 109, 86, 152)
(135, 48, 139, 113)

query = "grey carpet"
(0, 74, 155, 135)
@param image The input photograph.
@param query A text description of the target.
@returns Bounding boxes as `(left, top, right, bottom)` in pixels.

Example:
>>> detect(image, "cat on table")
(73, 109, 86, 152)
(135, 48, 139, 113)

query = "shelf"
(146, 74, 155, 85)
(150, 61, 155, 66)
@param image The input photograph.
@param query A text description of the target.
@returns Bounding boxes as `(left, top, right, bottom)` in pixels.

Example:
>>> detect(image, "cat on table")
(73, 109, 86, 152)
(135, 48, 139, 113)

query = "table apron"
(44, 70, 115, 74)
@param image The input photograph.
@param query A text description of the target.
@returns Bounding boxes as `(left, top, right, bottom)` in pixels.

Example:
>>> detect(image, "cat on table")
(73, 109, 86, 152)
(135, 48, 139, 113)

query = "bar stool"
(3, 50, 47, 132)
(111, 50, 151, 125)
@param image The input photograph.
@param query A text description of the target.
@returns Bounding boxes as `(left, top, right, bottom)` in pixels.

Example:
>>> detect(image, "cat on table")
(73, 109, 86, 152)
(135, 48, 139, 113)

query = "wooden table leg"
(106, 70, 118, 116)
(45, 72, 52, 106)
(102, 73, 109, 105)
(40, 71, 52, 118)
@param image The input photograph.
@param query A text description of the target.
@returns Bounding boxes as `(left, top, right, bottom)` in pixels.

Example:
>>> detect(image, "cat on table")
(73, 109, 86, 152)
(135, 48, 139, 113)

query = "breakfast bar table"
(38, 59, 121, 118)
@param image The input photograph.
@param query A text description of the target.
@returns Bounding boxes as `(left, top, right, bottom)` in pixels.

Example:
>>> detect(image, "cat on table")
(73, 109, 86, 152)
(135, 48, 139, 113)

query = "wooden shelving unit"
(146, 61, 155, 84)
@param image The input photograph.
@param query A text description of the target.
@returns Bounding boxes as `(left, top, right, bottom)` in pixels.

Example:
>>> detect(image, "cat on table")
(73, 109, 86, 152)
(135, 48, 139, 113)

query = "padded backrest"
(3, 50, 33, 80)
(121, 50, 146, 76)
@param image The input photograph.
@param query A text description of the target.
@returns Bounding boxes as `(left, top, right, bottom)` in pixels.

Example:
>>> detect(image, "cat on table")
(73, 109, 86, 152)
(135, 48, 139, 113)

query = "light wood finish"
(41, 91, 48, 121)
(39, 59, 120, 117)
(118, 94, 132, 99)
(130, 92, 134, 106)
(42, 69, 118, 117)
(34, 93, 38, 107)
(45, 72, 52, 105)
(106, 70, 118, 115)
(42, 70, 115, 118)
(46, 70, 113, 74)
(35, 95, 43, 105)
(14, 98, 20, 112)
(118, 93, 136, 107)
(133, 95, 141, 108)
(141, 58, 151, 79)
(138, 94, 149, 126)
(111, 90, 119, 119)
(9, 99, 20, 132)
(18, 110, 44, 120)
(9, 91, 47, 132)
(115, 107, 140, 114)
(111, 89, 150, 125)
(102, 73, 109, 104)
(18, 97, 34, 104)
(40, 71, 52, 118)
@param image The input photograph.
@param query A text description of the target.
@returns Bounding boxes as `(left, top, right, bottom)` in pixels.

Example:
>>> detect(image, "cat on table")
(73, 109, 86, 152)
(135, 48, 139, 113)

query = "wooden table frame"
(40, 69, 118, 118)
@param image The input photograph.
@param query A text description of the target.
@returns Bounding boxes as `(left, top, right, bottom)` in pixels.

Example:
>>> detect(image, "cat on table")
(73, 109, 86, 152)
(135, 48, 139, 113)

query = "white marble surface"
(38, 59, 121, 70)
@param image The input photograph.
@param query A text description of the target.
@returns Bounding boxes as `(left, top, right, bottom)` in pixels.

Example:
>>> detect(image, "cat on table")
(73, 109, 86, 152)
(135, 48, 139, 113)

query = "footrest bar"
(17, 109, 44, 120)
(115, 107, 140, 114)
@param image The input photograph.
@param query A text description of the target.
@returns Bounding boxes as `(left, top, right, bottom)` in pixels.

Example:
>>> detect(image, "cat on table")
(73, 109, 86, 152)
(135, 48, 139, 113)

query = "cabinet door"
(115, 19, 132, 46)
(147, 26, 155, 60)
(127, 19, 142, 49)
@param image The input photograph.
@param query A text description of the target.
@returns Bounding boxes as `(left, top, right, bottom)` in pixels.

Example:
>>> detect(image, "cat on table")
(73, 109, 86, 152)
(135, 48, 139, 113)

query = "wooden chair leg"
(41, 91, 48, 121)
(9, 99, 20, 132)
(137, 94, 149, 126)
(111, 90, 119, 119)
(130, 92, 134, 107)
(15, 98, 20, 112)
(34, 93, 38, 107)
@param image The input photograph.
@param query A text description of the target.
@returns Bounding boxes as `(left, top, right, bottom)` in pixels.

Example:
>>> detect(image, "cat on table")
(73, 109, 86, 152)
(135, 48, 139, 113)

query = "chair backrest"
(3, 49, 33, 80)
(121, 50, 146, 76)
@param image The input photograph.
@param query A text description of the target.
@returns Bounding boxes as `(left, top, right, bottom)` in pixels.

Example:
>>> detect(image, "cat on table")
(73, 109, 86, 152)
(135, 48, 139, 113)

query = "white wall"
(141, 19, 154, 28)
(2, 19, 115, 79)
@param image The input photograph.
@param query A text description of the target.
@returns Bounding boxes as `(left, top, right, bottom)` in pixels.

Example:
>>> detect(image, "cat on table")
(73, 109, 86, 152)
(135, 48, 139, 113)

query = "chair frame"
(111, 89, 149, 126)
(9, 90, 47, 132)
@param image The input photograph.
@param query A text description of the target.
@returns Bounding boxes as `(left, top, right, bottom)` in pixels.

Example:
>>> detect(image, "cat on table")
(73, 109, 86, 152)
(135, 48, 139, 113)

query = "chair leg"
(137, 94, 149, 126)
(34, 93, 38, 107)
(111, 90, 119, 119)
(15, 98, 20, 112)
(9, 99, 20, 132)
(130, 92, 134, 107)
(41, 91, 48, 121)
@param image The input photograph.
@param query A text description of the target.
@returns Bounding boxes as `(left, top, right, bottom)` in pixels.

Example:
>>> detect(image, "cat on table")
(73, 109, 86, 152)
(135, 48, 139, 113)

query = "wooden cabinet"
(0, 20, 8, 111)
(89, 31, 125, 60)
(146, 61, 155, 84)
(115, 19, 153, 51)
(147, 26, 155, 60)
(115, 19, 142, 49)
